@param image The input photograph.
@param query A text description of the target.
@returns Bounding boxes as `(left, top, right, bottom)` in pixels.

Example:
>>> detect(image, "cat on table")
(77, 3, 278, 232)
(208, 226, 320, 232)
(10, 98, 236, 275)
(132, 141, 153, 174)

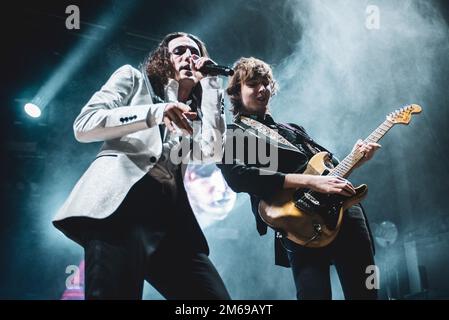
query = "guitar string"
(296, 118, 395, 208)
(282, 107, 414, 239)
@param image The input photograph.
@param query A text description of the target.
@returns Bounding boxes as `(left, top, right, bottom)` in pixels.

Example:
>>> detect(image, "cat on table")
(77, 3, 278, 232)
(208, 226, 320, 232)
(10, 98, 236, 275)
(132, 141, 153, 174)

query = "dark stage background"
(1, 0, 449, 299)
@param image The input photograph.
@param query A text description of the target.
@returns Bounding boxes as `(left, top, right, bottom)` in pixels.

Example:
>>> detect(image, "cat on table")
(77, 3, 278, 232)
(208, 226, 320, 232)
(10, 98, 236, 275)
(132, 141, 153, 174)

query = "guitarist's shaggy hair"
(226, 57, 278, 118)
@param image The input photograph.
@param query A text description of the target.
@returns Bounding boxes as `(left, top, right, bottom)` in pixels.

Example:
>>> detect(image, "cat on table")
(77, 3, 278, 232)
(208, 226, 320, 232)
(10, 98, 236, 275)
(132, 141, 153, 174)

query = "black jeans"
(82, 173, 230, 300)
(84, 236, 230, 299)
(284, 205, 378, 300)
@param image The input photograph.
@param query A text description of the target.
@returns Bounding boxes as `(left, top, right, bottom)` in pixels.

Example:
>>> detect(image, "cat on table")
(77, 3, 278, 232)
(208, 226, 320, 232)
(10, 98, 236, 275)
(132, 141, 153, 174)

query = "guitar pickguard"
(293, 189, 343, 230)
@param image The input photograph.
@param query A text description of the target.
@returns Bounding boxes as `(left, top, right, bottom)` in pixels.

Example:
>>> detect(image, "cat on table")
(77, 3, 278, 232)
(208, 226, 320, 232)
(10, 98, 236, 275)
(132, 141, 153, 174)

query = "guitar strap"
(279, 123, 335, 162)
(237, 116, 301, 153)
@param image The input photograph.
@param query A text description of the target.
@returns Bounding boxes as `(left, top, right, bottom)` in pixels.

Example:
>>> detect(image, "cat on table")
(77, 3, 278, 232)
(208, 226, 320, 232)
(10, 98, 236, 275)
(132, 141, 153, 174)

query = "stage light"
(24, 103, 42, 118)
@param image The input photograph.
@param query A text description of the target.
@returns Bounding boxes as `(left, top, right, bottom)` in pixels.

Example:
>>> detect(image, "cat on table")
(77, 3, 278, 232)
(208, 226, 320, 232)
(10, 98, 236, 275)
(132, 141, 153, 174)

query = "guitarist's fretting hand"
(352, 139, 381, 168)
(283, 139, 381, 196)
(284, 174, 357, 197)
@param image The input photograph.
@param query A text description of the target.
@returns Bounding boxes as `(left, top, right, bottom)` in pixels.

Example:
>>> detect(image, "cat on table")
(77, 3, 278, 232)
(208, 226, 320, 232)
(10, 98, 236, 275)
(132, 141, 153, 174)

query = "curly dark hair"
(143, 32, 209, 99)
(226, 57, 278, 117)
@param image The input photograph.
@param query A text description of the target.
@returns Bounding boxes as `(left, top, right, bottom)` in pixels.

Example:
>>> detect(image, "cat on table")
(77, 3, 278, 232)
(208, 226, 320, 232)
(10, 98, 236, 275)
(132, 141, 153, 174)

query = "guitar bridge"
(294, 198, 311, 212)
(294, 192, 320, 213)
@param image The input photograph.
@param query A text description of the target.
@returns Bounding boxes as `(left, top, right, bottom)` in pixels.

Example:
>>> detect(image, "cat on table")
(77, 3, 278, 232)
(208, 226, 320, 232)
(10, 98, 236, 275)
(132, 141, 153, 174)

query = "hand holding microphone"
(191, 56, 234, 78)
(199, 63, 234, 76)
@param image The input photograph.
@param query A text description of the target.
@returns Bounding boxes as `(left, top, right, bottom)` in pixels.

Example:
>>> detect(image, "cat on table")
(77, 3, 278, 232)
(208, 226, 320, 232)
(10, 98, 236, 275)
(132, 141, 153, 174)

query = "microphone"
(200, 64, 234, 76)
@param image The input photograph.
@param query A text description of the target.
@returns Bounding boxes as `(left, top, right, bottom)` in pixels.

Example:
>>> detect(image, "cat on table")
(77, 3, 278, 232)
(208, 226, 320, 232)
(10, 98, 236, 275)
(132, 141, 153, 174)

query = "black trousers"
(82, 173, 230, 300)
(284, 205, 378, 300)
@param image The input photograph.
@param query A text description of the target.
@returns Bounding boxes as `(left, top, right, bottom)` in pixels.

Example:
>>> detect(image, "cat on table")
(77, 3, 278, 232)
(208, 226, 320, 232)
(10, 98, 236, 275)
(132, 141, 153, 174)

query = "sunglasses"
(170, 45, 201, 57)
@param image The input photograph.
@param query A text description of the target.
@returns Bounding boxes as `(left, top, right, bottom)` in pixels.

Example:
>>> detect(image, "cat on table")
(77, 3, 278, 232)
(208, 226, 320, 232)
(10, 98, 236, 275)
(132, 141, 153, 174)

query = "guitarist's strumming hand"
(284, 174, 357, 197)
(352, 139, 381, 168)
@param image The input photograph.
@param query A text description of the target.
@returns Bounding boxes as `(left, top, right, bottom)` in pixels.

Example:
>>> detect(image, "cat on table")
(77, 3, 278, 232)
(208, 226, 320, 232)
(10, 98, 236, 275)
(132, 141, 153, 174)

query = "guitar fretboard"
(329, 119, 394, 178)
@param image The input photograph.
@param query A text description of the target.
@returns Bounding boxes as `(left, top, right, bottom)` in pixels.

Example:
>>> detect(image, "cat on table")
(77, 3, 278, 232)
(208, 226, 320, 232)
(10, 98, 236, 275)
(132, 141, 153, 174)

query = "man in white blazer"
(53, 32, 230, 299)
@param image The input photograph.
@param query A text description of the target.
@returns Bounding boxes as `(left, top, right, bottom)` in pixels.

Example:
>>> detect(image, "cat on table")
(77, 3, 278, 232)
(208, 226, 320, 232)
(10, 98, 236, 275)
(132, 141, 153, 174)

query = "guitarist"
(218, 57, 381, 300)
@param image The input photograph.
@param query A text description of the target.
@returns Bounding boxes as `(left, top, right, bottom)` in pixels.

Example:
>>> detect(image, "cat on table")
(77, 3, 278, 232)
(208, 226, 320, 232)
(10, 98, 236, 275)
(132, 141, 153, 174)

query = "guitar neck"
(329, 119, 394, 178)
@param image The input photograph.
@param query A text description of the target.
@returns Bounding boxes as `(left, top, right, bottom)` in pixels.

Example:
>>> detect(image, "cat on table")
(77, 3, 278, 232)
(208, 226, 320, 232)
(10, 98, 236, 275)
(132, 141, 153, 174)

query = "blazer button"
(149, 156, 157, 163)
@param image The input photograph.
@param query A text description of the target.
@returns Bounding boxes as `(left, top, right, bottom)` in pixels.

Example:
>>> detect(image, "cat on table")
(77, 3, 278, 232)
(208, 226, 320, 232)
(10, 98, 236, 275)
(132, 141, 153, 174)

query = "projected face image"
(184, 164, 236, 229)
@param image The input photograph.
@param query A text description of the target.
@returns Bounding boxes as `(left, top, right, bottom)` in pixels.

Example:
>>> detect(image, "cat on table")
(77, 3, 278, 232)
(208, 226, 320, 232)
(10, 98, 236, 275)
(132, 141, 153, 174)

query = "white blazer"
(53, 64, 226, 228)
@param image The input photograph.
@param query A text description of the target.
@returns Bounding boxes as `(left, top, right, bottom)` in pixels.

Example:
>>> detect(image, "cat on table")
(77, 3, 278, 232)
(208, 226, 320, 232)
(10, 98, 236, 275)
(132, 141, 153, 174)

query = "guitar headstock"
(387, 104, 422, 124)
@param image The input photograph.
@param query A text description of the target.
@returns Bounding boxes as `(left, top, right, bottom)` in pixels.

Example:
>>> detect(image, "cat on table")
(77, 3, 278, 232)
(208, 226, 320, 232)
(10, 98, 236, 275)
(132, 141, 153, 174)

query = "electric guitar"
(258, 104, 422, 248)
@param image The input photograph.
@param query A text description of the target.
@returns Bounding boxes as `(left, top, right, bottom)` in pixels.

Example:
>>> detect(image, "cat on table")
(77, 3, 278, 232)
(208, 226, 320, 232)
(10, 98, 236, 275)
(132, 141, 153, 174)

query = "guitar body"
(258, 104, 422, 248)
(258, 152, 368, 248)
